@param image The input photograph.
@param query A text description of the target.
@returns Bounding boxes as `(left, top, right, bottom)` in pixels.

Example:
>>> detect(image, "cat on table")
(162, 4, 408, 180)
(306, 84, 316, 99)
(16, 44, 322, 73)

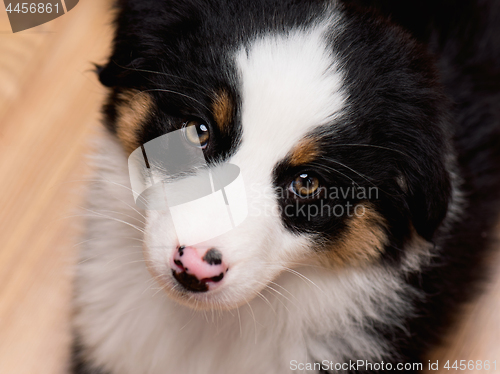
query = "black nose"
(172, 271, 213, 293)
(203, 248, 223, 265)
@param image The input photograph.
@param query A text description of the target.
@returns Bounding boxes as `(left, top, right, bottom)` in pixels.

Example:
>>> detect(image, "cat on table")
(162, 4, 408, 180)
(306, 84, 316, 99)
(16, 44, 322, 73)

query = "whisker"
(77, 178, 149, 206)
(142, 276, 161, 295)
(107, 259, 150, 270)
(134, 89, 211, 112)
(106, 196, 147, 220)
(179, 312, 197, 331)
(246, 301, 258, 344)
(255, 290, 276, 315)
(311, 159, 398, 197)
(266, 285, 295, 314)
(75, 237, 145, 264)
(309, 161, 360, 188)
(95, 209, 146, 225)
(267, 280, 300, 303)
(236, 303, 243, 337)
(75, 208, 145, 234)
(317, 158, 375, 184)
(283, 268, 326, 296)
(67, 213, 145, 235)
(332, 143, 411, 159)
(111, 61, 210, 93)
(282, 261, 331, 271)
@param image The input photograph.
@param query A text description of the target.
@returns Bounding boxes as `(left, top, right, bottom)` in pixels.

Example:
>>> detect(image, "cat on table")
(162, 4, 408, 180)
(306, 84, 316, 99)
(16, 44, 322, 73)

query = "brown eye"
(183, 120, 210, 148)
(290, 173, 320, 198)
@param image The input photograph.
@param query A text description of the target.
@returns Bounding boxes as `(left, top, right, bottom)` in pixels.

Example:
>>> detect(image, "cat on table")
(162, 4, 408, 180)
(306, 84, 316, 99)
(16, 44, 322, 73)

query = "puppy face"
(99, 1, 452, 309)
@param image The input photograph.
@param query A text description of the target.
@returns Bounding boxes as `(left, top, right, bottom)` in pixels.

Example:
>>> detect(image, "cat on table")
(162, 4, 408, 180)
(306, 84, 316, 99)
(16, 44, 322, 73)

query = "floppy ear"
(403, 148, 452, 242)
(95, 60, 121, 88)
(95, 61, 123, 88)
(95, 58, 146, 88)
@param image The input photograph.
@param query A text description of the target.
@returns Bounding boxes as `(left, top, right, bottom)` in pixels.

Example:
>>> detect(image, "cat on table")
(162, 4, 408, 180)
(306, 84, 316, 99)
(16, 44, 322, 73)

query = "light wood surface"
(0, 1, 113, 373)
(0, 2, 498, 373)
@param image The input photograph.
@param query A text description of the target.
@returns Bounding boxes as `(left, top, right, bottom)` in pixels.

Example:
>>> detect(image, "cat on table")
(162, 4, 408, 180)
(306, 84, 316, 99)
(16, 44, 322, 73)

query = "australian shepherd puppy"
(72, 0, 500, 373)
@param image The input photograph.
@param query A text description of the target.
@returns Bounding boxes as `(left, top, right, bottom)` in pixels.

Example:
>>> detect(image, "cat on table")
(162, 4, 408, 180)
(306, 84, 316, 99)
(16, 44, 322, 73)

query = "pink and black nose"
(171, 246, 228, 292)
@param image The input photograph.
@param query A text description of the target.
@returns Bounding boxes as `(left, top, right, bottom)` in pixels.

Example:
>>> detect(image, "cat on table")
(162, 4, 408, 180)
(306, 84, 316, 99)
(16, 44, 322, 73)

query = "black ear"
(96, 61, 116, 88)
(403, 150, 452, 242)
(93, 63, 113, 87)
(95, 58, 145, 88)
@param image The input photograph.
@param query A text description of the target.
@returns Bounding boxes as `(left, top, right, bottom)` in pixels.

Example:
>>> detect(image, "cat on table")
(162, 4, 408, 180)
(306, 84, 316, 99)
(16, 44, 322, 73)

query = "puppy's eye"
(183, 120, 210, 149)
(290, 173, 320, 198)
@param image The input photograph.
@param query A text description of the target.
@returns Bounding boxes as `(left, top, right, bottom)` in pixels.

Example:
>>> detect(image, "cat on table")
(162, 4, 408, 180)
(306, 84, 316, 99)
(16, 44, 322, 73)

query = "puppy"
(72, 0, 500, 373)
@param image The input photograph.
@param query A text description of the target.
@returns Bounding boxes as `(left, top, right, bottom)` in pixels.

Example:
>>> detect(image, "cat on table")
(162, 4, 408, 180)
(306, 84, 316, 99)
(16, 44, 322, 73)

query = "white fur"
(74, 26, 422, 374)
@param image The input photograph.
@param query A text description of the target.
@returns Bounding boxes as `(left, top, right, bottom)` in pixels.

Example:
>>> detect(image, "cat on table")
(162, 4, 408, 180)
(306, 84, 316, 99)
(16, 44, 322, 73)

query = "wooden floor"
(0, 1, 113, 373)
(0, 1, 498, 373)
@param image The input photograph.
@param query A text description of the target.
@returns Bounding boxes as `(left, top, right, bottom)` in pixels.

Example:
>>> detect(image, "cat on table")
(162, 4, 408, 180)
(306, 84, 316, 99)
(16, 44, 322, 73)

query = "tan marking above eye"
(318, 203, 388, 267)
(212, 90, 234, 132)
(289, 137, 320, 167)
(115, 89, 154, 154)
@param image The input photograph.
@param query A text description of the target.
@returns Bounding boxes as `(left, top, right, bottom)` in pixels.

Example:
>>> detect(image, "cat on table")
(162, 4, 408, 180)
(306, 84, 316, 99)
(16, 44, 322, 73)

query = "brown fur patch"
(322, 203, 388, 267)
(115, 89, 154, 154)
(212, 90, 234, 133)
(289, 137, 320, 167)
